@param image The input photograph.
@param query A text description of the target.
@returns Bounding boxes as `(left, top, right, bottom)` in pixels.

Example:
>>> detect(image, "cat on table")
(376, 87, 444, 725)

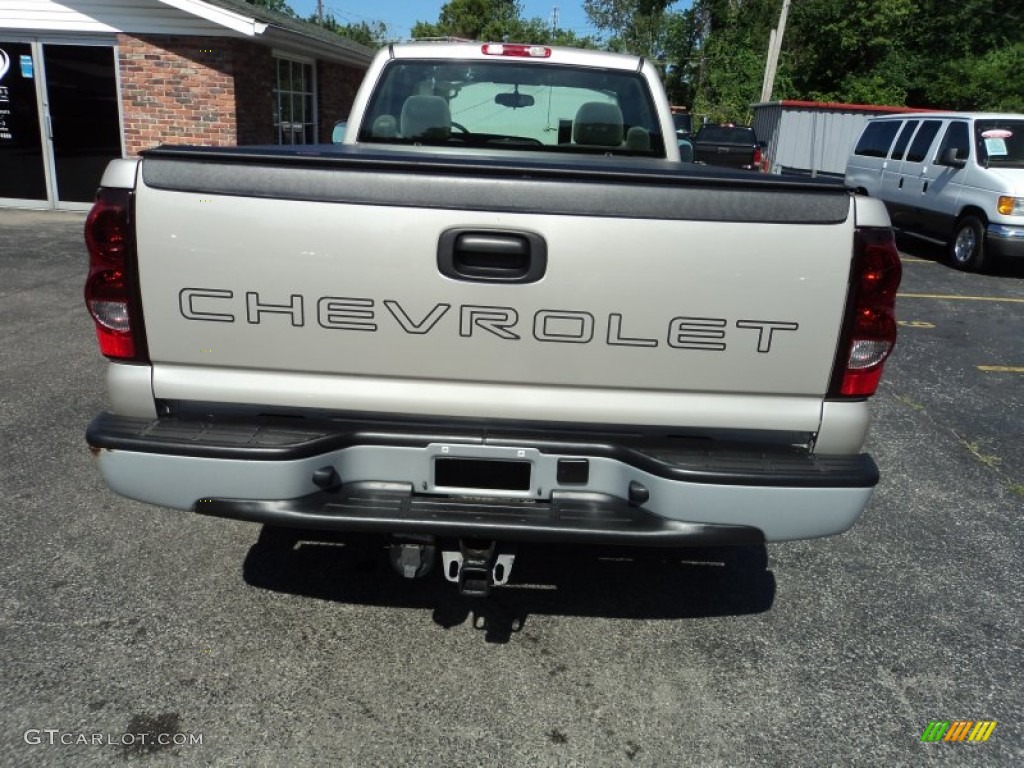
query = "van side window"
(890, 120, 918, 160)
(905, 120, 942, 163)
(936, 122, 970, 162)
(854, 121, 901, 157)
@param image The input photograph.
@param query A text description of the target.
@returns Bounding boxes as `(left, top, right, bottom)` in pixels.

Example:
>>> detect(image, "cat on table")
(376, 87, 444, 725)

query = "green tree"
(315, 14, 388, 48)
(411, 0, 596, 46)
(582, 0, 675, 58)
(904, 0, 1023, 109)
(682, 0, 779, 121)
(244, 0, 296, 18)
(925, 42, 1024, 111)
(412, 0, 519, 41)
(782, 0, 916, 105)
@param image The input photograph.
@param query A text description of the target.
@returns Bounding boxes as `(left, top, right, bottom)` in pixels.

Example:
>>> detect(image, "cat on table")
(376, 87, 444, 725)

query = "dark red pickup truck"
(692, 125, 767, 172)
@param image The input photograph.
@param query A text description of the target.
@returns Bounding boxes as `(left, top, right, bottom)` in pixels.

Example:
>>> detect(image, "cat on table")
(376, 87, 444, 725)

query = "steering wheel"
(451, 121, 469, 134)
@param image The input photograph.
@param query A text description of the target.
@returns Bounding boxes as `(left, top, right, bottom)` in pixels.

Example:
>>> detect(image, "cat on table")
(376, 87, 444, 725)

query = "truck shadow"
(895, 233, 946, 264)
(242, 527, 776, 643)
(896, 233, 1024, 278)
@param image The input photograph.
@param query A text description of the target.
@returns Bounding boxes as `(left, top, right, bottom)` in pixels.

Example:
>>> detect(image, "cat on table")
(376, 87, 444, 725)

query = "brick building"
(0, 0, 373, 210)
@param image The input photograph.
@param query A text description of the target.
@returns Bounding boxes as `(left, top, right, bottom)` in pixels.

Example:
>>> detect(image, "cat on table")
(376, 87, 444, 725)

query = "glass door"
(42, 44, 122, 206)
(0, 41, 48, 202)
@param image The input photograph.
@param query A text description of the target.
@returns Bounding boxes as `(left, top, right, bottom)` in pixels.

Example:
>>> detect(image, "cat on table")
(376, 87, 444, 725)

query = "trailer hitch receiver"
(442, 540, 516, 597)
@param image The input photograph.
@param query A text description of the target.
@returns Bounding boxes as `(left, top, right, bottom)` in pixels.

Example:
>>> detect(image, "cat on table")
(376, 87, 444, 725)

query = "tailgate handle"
(438, 229, 547, 284)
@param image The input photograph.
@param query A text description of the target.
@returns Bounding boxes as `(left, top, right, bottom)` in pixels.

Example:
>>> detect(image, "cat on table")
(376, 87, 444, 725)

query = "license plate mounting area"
(427, 444, 543, 498)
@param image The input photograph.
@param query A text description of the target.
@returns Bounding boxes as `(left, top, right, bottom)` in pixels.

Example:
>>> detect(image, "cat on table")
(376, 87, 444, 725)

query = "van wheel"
(949, 215, 987, 271)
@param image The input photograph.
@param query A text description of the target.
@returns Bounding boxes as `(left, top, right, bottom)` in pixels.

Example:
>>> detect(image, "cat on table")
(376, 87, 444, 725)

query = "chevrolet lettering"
(178, 289, 799, 353)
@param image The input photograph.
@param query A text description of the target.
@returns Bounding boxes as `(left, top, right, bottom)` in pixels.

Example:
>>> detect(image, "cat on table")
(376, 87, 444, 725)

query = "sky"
(288, 2, 685, 43)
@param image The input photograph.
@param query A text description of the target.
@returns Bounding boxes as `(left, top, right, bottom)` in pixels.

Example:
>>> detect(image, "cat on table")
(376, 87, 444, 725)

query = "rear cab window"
(357, 58, 666, 158)
(694, 126, 756, 144)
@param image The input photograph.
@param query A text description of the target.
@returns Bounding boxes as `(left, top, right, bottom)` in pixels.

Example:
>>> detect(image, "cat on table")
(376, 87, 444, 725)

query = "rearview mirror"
(939, 147, 967, 168)
(495, 92, 535, 109)
(331, 120, 347, 143)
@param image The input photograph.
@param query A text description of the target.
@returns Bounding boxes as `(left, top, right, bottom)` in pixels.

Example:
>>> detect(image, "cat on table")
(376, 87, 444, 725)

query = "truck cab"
(692, 124, 767, 172)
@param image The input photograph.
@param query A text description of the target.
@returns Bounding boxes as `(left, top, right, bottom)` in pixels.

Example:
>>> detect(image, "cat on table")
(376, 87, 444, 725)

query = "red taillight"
(830, 228, 901, 398)
(752, 146, 763, 169)
(84, 188, 145, 361)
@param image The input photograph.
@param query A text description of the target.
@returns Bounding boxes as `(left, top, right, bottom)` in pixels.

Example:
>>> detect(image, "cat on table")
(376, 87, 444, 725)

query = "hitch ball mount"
(388, 536, 515, 597)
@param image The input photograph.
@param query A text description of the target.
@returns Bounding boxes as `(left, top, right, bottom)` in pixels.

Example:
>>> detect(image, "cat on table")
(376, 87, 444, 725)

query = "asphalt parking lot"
(1, 209, 1022, 767)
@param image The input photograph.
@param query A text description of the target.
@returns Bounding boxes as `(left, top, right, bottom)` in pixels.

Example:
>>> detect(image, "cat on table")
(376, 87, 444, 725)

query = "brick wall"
(118, 34, 365, 154)
(317, 61, 364, 142)
(118, 34, 238, 155)
(233, 42, 274, 146)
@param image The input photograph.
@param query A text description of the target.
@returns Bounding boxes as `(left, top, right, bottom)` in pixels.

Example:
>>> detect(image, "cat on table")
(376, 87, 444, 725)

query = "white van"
(845, 112, 1024, 270)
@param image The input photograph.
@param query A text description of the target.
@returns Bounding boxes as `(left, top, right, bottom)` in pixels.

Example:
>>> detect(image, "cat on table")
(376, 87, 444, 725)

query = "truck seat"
(371, 114, 398, 138)
(400, 96, 451, 140)
(625, 126, 651, 151)
(573, 102, 624, 147)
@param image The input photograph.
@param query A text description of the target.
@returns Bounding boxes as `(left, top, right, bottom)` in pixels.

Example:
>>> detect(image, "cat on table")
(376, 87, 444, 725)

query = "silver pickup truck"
(84, 43, 901, 595)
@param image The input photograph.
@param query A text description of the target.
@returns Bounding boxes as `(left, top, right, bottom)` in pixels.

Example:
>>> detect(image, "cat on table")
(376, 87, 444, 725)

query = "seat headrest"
(573, 102, 624, 147)
(400, 95, 451, 140)
(625, 126, 651, 151)
(371, 114, 398, 138)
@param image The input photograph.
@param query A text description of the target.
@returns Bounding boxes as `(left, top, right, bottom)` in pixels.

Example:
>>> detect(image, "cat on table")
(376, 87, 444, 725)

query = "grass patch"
(893, 393, 925, 412)
(959, 437, 1002, 469)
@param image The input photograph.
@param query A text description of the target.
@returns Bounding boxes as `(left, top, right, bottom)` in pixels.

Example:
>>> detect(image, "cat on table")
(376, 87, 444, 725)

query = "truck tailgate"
(695, 146, 754, 170)
(132, 148, 855, 433)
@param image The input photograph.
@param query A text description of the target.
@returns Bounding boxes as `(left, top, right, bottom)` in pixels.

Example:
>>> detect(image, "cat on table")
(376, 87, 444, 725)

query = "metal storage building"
(752, 100, 927, 178)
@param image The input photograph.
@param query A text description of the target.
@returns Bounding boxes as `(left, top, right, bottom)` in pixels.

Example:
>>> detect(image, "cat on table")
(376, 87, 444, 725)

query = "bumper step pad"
(196, 484, 763, 547)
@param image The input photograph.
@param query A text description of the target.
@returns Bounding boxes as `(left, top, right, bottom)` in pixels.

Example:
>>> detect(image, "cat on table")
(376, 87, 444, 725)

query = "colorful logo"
(0, 49, 10, 82)
(921, 721, 997, 742)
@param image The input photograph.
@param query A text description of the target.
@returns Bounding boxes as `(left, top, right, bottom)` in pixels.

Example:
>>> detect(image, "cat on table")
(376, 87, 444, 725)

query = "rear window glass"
(854, 121, 900, 158)
(358, 58, 666, 157)
(672, 113, 692, 134)
(695, 126, 755, 144)
(905, 120, 942, 163)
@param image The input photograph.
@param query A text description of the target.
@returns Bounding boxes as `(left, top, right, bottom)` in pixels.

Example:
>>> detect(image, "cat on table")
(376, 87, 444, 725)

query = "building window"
(273, 56, 316, 144)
